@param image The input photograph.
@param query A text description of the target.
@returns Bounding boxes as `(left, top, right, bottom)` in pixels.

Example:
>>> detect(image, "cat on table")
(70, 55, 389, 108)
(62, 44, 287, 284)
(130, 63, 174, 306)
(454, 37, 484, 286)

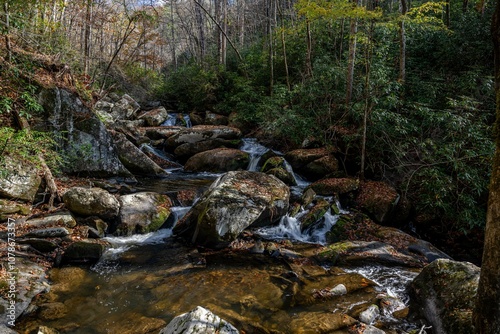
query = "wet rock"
(174, 138, 241, 161)
(265, 168, 297, 186)
(159, 306, 239, 334)
(166, 125, 242, 149)
(289, 312, 356, 333)
(174, 171, 289, 248)
(308, 178, 360, 196)
(300, 199, 331, 232)
(407, 239, 453, 263)
(261, 156, 286, 172)
(138, 106, 169, 126)
(63, 187, 120, 219)
(17, 238, 58, 252)
(108, 313, 166, 334)
(410, 259, 479, 334)
(38, 88, 132, 177)
(110, 131, 168, 177)
(184, 148, 249, 173)
(302, 155, 339, 180)
(22, 227, 70, 238)
(61, 241, 106, 264)
(78, 216, 108, 237)
(115, 192, 172, 236)
(23, 213, 76, 228)
(359, 304, 380, 325)
(0, 157, 42, 202)
(356, 181, 399, 224)
(316, 241, 424, 267)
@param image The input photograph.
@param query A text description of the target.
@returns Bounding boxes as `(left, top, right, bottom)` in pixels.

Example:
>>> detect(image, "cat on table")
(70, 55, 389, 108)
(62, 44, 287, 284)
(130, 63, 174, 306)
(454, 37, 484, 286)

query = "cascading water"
(162, 113, 192, 127)
(239, 138, 272, 171)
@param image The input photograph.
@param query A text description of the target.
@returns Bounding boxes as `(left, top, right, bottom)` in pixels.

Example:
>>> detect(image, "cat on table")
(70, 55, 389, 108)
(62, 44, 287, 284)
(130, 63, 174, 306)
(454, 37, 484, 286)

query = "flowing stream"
(18, 138, 422, 334)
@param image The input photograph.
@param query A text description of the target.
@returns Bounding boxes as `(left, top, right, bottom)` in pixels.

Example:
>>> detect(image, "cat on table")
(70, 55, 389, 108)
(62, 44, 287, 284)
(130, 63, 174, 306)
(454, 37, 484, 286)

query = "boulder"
(138, 107, 169, 126)
(265, 167, 297, 186)
(142, 126, 183, 140)
(0, 157, 42, 202)
(61, 241, 106, 264)
(94, 94, 140, 122)
(38, 88, 132, 177)
(184, 148, 249, 173)
(114, 192, 172, 236)
(308, 178, 360, 196)
(284, 147, 338, 180)
(173, 171, 289, 248)
(174, 138, 241, 161)
(356, 181, 399, 224)
(0, 200, 31, 219)
(204, 112, 229, 126)
(110, 131, 168, 177)
(410, 259, 480, 334)
(316, 241, 425, 267)
(166, 125, 242, 149)
(62, 187, 120, 219)
(159, 306, 239, 334)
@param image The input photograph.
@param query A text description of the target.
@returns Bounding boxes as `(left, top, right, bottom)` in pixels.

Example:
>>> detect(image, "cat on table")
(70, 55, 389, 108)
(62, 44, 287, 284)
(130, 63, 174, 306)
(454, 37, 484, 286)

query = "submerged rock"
(173, 171, 289, 248)
(410, 259, 480, 334)
(160, 306, 239, 334)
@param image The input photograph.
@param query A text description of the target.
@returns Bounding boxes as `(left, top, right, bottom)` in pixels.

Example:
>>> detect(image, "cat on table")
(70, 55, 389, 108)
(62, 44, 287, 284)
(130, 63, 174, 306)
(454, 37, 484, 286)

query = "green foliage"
(0, 127, 62, 176)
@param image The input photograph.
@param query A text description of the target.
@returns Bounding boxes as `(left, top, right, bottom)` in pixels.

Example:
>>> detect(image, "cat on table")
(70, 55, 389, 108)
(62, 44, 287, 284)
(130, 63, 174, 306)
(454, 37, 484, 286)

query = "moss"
(315, 241, 352, 264)
(261, 156, 285, 173)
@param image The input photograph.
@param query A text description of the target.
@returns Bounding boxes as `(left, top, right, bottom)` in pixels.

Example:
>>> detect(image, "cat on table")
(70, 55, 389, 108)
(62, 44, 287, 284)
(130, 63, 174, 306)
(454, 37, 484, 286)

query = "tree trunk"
(3, 1, 12, 63)
(305, 19, 313, 78)
(268, 0, 275, 94)
(399, 0, 407, 83)
(84, 0, 93, 76)
(277, 0, 290, 91)
(170, 0, 177, 69)
(195, 2, 206, 62)
(474, 0, 500, 332)
(346, 16, 358, 106)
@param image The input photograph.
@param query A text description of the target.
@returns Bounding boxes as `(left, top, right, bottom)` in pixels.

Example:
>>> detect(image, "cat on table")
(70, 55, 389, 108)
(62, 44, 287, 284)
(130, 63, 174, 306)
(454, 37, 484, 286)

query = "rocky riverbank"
(0, 92, 482, 334)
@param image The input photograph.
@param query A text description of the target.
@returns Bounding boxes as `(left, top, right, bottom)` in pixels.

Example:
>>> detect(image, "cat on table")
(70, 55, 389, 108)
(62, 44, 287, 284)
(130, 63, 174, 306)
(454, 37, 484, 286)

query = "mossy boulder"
(114, 192, 172, 236)
(410, 259, 480, 334)
(261, 156, 286, 172)
(173, 171, 289, 248)
(300, 199, 331, 232)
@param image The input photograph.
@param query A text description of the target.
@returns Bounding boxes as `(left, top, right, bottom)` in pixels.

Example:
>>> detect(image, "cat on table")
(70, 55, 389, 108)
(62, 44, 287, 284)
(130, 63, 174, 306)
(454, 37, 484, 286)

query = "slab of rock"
(114, 192, 172, 236)
(174, 171, 289, 248)
(23, 213, 76, 228)
(289, 312, 356, 333)
(410, 259, 480, 334)
(22, 227, 70, 238)
(184, 148, 249, 173)
(61, 241, 106, 264)
(111, 131, 168, 177)
(174, 138, 241, 161)
(63, 187, 120, 219)
(159, 306, 239, 334)
(166, 125, 242, 149)
(0, 157, 42, 202)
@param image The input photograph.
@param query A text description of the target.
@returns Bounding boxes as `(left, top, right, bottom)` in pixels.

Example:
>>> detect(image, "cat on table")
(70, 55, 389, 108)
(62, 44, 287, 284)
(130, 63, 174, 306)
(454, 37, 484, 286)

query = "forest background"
(0, 0, 496, 263)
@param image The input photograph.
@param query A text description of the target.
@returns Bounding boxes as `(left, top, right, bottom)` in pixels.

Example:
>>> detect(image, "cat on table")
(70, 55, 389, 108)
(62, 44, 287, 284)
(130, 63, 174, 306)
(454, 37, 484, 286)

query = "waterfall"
(240, 138, 272, 171)
(162, 113, 192, 127)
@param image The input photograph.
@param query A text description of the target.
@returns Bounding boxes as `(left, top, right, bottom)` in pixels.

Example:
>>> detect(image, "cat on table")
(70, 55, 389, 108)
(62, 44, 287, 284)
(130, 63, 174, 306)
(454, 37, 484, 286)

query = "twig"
(419, 325, 432, 334)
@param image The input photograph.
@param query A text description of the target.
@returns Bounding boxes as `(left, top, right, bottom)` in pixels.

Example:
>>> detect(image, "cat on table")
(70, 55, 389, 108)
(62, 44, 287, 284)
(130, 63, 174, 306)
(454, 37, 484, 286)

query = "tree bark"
(346, 16, 358, 106)
(474, 0, 500, 332)
(3, 1, 12, 63)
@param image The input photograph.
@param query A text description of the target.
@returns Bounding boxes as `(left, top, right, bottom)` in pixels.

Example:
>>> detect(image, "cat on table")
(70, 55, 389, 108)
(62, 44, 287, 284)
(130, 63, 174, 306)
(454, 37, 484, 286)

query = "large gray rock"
(62, 187, 120, 219)
(159, 306, 239, 334)
(38, 88, 132, 177)
(410, 259, 480, 334)
(138, 107, 168, 126)
(110, 131, 168, 177)
(114, 192, 172, 236)
(173, 171, 289, 248)
(0, 157, 42, 202)
(184, 148, 249, 173)
(174, 138, 241, 161)
(94, 94, 140, 123)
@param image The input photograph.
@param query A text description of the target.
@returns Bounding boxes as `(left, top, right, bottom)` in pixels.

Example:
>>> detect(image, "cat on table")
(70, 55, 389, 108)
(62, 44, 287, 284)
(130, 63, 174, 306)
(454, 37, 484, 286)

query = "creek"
(18, 138, 424, 334)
